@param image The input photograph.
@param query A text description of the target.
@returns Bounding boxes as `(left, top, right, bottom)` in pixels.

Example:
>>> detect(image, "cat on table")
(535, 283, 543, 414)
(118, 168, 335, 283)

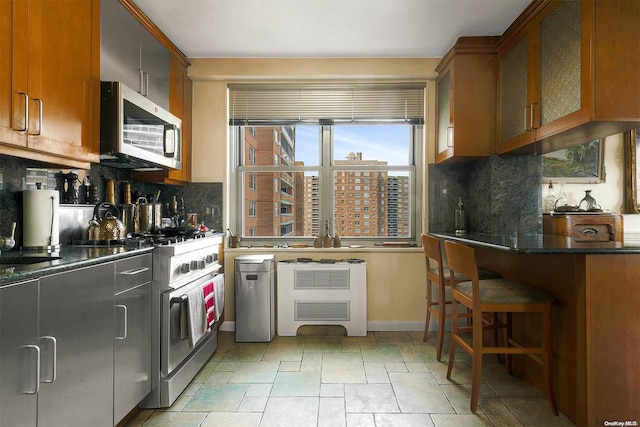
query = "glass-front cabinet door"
(497, 32, 534, 153)
(436, 70, 452, 159)
(536, 0, 587, 140)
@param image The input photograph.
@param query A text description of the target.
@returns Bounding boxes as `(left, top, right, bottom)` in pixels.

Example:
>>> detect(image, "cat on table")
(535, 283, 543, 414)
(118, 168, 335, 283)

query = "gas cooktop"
(70, 230, 221, 249)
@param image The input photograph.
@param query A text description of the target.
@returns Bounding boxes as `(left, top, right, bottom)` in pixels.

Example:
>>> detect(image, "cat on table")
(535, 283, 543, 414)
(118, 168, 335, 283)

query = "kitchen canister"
(23, 189, 60, 250)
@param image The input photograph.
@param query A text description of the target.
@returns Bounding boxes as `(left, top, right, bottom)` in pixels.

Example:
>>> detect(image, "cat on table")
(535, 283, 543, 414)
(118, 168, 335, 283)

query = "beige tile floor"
(125, 330, 576, 427)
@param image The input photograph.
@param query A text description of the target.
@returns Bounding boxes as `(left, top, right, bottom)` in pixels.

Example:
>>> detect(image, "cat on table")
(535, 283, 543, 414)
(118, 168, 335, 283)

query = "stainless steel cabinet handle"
(20, 345, 40, 394)
(16, 92, 29, 131)
(118, 267, 150, 276)
(530, 103, 536, 130)
(33, 98, 43, 136)
(138, 68, 145, 94)
(40, 336, 57, 383)
(446, 126, 454, 148)
(115, 305, 128, 340)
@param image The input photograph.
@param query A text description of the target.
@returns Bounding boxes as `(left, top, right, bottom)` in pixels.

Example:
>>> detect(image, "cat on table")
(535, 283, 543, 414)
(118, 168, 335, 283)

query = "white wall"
(541, 133, 624, 212)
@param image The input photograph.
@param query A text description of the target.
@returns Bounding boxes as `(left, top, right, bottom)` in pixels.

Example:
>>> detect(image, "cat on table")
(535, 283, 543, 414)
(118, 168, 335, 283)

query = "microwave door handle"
(164, 124, 176, 157)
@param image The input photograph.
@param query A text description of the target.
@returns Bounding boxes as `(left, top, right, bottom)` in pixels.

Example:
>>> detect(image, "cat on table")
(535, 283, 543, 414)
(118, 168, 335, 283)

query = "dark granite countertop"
(429, 232, 640, 254)
(0, 245, 154, 286)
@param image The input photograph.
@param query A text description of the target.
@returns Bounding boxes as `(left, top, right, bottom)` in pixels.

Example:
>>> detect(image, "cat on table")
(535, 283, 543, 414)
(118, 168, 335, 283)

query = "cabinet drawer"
(570, 224, 614, 242)
(115, 253, 152, 293)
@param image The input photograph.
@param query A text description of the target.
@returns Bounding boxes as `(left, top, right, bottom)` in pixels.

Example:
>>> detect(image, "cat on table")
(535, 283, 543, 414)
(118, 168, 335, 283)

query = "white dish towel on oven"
(181, 285, 207, 348)
(213, 273, 225, 322)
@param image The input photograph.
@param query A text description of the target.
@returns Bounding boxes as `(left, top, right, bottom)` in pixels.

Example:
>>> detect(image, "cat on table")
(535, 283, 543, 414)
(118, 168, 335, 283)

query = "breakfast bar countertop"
(428, 231, 640, 254)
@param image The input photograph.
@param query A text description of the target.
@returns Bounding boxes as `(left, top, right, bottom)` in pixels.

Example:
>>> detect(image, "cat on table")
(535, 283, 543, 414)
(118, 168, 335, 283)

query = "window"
(229, 83, 424, 241)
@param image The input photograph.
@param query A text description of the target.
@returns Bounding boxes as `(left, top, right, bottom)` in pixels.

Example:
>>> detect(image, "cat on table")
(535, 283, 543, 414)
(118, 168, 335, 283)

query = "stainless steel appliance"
(235, 255, 275, 342)
(140, 234, 223, 408)
(100, 81, 182, 171)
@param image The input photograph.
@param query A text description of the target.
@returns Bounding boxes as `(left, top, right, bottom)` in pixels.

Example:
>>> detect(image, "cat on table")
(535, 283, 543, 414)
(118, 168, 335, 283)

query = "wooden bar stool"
(422, 234, 499, 361)
(443, 240, 558, 415)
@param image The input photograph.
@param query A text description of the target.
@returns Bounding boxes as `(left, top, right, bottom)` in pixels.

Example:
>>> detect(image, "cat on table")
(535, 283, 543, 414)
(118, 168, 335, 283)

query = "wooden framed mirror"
(623, 128, 640, 213)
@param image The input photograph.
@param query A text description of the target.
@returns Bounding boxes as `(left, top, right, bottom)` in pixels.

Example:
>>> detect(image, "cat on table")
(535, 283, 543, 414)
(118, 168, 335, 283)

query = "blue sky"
(294, 125, 411, 166)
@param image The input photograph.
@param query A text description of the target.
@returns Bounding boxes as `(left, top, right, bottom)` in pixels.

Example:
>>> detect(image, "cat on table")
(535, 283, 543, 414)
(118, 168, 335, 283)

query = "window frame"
(230, 123, 423, 245)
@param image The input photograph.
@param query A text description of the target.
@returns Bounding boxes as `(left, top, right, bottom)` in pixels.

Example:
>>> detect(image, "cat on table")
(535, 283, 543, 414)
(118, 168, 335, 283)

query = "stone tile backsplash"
(0, 155, 222, 246)
(429, 154, 542, 235)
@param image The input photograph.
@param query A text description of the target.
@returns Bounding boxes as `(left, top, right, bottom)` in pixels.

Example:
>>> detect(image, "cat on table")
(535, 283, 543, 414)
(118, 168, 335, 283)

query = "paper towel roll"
(23, 189, 60, 249)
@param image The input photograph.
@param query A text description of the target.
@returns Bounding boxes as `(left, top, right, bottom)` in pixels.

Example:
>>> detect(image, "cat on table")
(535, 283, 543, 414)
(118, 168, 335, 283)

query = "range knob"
(190, 260, 199, 270)
(205, 254, 214, 263)
(180, 263, 190, 273)
(197, 260, 206, 269)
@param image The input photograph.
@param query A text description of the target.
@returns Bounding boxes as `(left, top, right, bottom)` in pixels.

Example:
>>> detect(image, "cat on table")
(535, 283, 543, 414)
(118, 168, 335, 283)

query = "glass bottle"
(454, 197, 467, 235)
(557, 183, 569, 208)
(544, 181, 555, 213)
(323, 220, 332, 248)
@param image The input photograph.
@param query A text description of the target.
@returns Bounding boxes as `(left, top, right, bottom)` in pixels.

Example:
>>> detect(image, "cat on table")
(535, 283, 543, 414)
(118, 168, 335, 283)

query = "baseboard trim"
(219, 321, 235, 332)
(366, 321, 424, 331)
(219, 320, 450, 333)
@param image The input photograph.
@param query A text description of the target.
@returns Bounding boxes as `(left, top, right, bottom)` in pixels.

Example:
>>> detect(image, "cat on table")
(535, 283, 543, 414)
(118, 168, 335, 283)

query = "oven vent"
(295, 301, 350, 321)
(295, 268, 350, 289)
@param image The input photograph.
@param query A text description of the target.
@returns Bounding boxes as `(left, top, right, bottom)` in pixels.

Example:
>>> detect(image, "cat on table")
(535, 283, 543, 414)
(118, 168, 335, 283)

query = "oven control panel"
(153, 235, 223, 289)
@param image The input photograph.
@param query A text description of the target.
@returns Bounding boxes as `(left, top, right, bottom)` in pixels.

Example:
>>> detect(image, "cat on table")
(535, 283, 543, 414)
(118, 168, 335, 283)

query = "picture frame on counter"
(542, 138, 605, 184)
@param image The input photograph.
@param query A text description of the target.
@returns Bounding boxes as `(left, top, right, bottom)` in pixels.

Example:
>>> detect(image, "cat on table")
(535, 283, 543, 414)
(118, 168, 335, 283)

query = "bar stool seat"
(422, 234, 500, 361)
(444, 240, 558, 415)
(456, 279, 554, 305)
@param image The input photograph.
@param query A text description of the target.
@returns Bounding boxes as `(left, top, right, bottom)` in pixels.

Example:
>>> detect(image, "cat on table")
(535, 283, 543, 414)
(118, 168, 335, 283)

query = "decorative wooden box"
(543, 213, 623, 242)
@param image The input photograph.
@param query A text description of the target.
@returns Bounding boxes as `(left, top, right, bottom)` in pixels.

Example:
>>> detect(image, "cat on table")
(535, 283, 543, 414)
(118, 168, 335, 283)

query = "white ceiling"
(132, 0, 530, 59)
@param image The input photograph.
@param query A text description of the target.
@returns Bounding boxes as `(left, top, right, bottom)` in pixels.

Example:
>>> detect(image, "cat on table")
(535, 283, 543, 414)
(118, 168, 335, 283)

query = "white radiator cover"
(277, 261, 367, 336)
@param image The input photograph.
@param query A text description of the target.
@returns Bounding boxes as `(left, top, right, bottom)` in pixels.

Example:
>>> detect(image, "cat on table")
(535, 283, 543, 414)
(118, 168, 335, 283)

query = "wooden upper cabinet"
(434, 37, 498, 163)
(167, 55, 192, 184)
(497, 30, 535, 151)
(0, 0, 100, 169)
(497, 0, 640, 155)
(0, 1, 19, 147)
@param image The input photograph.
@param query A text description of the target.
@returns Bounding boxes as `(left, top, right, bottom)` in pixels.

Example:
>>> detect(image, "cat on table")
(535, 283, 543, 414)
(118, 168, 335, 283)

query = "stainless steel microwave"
(100, 81, 182, 170)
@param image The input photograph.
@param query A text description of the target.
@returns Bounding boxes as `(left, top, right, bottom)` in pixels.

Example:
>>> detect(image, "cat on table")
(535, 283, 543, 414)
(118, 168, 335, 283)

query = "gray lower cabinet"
(0, 279, 39, 427)
(114, 254, 152, 425)
(38, 262, 115, 427)
(0, 254, 153, 427)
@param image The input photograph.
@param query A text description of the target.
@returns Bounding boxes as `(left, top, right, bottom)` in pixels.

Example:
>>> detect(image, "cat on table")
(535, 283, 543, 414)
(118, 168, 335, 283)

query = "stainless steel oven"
(162, 271, 218, 378)
(141, 234, 223, 408)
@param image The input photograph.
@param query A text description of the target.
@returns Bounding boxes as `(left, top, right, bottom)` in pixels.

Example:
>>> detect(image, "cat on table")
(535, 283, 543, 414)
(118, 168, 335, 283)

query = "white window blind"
(228, 83, 425, 125)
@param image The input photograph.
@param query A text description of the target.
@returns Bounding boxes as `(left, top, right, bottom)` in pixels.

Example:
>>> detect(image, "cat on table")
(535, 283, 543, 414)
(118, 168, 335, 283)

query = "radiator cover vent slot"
(295, 268, 350, 289)
(295, 301, 350, 321)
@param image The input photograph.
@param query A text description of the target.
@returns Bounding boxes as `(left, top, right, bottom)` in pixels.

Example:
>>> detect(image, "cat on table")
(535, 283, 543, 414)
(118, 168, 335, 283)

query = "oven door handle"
(170, 294, 188, 305)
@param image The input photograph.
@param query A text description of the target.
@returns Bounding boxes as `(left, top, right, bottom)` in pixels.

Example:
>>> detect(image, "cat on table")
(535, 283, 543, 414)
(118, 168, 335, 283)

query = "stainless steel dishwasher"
(234, 254, 275, 342)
